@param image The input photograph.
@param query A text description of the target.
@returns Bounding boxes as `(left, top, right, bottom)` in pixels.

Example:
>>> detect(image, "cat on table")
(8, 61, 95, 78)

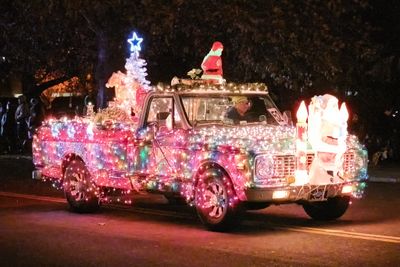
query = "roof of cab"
(153, 81, 268, 94)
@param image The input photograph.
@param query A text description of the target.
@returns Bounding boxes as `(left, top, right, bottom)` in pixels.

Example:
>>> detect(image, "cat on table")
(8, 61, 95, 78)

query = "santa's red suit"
(201, 41, 224, 83)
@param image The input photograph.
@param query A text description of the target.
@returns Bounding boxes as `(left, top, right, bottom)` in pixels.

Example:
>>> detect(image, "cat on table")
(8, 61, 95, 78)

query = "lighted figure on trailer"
(106, 31, 151, 118)
(32, 32, 368, 231)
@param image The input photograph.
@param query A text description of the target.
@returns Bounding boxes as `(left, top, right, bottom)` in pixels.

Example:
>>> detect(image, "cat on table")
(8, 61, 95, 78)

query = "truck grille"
(271, 151, 355, 178)
(343, 151, 356, 173)
(272, 155, 295, 177)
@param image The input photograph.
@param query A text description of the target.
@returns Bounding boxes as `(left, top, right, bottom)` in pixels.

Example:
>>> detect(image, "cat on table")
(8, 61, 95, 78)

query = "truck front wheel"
(195, 171, 241, 231)
(63, 159, 100, 213)
(302, 196, 350, 220)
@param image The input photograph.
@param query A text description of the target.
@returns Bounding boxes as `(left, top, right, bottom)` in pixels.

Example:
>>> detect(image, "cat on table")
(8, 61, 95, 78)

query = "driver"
(225, 96, 253, 124)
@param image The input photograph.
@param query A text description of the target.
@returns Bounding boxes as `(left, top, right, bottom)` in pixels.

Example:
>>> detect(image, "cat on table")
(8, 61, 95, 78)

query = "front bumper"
(32, 169, 42, 180)
(244, 181, 364, 203)
(32, 164, 63, 181)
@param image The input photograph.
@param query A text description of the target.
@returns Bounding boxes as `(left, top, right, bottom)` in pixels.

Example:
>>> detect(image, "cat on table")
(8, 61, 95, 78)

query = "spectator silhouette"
(1, 101, 14, 154)
(0, 101, 3, 153)
(26, 98, 44, 153)
(389, 129, 399, 161)
(15, 95, 29, 153)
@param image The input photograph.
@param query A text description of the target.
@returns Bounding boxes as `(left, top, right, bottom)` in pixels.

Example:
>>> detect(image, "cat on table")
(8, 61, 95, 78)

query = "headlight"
(255, 155, 274, 180)
(254, 154, 293, 187)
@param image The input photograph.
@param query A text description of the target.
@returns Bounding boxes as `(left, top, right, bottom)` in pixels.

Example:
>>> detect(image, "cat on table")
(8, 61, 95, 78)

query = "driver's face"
(236, 101, 250, 114)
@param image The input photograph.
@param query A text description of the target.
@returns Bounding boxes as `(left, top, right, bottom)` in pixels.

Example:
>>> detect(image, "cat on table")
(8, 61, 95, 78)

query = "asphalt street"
(0, 155, 399, 266)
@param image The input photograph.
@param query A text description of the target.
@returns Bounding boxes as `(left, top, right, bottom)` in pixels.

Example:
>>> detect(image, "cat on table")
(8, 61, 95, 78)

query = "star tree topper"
(127, 32, 143, 55)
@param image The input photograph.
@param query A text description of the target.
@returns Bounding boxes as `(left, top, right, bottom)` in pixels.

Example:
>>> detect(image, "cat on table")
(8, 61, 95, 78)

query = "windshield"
(181, 94, 286, 126)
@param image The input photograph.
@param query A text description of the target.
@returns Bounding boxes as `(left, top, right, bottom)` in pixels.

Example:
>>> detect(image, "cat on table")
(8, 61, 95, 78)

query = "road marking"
(0, 191, 66, 203)
(0, 191, 190, 219)
(106, 204, 193, 219)
(1, 191, 399, 243)
(274, 225, 400, 244)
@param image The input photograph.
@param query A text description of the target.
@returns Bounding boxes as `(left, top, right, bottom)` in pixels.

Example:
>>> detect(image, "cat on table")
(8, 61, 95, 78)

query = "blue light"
(127, 32, 143, 54)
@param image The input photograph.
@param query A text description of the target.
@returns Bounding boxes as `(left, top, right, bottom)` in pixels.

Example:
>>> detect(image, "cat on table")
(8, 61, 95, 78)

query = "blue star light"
(127, 32, 143, 54)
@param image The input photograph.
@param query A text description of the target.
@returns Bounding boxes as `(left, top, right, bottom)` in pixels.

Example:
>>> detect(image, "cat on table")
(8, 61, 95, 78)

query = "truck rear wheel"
(63, 159, 100, 213)
(302, 196, 350, 220)
(195, 171, 241, 231)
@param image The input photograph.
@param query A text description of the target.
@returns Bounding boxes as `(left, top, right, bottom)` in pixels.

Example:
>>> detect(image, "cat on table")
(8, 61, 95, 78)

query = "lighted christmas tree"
(106, 31, 152, 117)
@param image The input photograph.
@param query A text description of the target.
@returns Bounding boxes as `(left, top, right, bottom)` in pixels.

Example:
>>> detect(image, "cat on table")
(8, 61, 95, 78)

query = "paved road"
(0, 156, 399, 266)
(1, 185, 400, 267)
(368, 162, 400, 183)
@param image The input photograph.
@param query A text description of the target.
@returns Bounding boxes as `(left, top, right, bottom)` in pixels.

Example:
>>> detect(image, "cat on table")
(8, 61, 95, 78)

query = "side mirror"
(148, 121, 159, 133)
(283, 110, 293, 126)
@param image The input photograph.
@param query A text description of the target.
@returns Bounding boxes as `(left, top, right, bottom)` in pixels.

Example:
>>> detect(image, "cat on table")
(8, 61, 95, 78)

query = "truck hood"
(191, 124, 296, 154)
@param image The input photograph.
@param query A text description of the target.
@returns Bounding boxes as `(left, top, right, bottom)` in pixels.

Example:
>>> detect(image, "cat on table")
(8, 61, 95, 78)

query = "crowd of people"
(0, 95, 43, 155)
(348, 113, 400, 166)
(363, 131, 400, 166)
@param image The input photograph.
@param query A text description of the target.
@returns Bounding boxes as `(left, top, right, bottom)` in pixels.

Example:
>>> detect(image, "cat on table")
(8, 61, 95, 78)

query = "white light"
(272, 190, 289, 199)
(296, 101, 308, 123)
(341, 184, 353, 194)
(127, 31, 143, 54)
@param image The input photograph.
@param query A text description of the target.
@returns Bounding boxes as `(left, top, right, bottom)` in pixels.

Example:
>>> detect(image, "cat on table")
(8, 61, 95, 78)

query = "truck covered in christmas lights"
(32, 34, 368, 231)
(32, 81, 368, 231)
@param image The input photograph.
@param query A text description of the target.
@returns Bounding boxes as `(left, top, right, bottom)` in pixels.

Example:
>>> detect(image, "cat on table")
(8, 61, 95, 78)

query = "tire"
(63, 159, 100, 213)
(303, 196, 350, 221)
(195, 170, 241, 231)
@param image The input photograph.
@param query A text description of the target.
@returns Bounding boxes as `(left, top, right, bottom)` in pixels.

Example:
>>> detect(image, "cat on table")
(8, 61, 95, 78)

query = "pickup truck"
(32, 82, 368, 231)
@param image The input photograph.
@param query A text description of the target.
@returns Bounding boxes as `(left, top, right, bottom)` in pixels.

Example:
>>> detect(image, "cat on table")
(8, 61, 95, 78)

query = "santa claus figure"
(307, 94, 349, 185)
(201, 41, 224, 84)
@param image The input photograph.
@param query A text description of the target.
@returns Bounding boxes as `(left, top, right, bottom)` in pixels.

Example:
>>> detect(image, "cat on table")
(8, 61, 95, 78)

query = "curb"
(368, 176, 400, 183)
(0, 155, 32, 160)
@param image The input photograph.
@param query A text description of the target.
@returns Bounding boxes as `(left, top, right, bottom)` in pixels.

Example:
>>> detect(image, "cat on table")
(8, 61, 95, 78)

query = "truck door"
(133, 96, 188, 181)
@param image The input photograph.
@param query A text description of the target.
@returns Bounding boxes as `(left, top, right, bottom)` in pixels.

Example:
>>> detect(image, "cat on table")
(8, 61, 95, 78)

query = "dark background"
(0, 0, 399, 158)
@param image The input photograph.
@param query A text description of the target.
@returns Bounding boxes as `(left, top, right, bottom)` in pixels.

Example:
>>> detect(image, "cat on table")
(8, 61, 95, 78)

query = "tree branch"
(79, 10, 99, 34)
(36, 75, 74, 94)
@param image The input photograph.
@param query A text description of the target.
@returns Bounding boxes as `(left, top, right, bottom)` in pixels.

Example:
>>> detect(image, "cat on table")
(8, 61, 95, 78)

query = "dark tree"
(0, 0, 397, 126)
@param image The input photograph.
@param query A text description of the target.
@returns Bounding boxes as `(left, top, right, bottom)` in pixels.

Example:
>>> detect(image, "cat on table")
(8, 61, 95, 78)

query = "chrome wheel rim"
(202, 181, 228, 219)
(64, 163, 89, 202)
